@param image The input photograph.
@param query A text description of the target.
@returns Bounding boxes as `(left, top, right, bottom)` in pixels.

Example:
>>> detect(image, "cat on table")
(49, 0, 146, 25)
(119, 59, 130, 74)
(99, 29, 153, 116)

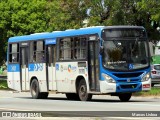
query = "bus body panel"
(21, 68, 29, 91)
(48, 66, 57, 90)
(7, 72, 21, 91)
(100, 81, 116, 93)
(55, 62, 89, 93)
(7, 64, 21, 91)
(28, 63, 48, 92)
(142, 79, 151, 91)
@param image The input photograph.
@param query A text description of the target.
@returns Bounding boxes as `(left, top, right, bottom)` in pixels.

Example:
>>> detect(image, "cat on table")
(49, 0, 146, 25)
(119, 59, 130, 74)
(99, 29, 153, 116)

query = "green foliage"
(0, 80, 8, 89)
(0, 0, 51, 65)
(85, 0, 160, 40)
(136, 0, 160, 40)
(4, 0, 50, 36)
(48, 0, 88, 30)
(134, 88, 160, 96)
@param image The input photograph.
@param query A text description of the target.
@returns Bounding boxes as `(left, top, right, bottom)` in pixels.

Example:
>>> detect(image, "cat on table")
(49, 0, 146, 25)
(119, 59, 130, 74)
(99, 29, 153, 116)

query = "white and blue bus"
(7, 26, 151, 101)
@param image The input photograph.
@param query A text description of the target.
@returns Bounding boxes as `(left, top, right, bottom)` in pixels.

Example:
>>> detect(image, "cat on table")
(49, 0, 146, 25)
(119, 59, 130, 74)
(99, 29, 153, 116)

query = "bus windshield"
(102, 28, 149, 71)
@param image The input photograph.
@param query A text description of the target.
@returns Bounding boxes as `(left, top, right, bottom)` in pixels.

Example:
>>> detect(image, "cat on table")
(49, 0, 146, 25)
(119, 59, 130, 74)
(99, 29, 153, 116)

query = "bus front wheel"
(78, 79, 92, 101)
(118, 93, 132, 102)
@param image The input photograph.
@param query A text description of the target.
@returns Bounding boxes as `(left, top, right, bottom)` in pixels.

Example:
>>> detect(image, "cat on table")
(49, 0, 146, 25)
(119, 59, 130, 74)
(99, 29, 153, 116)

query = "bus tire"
(119, 93, 132, 102)
(30, 79, 43, 99)
(41, 92, 49, 99)
(66, 93, 79, 100)
(78, 79, 92, 101)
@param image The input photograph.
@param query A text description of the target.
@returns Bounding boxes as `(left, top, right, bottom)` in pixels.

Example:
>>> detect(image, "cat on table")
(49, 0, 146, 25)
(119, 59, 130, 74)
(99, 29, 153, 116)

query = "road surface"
(0, 90, 160, 119)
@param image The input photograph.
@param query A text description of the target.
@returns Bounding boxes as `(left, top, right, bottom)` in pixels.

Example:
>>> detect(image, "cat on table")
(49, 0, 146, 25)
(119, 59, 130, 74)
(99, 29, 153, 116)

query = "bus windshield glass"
(102, 28, 149, 71)
(103, 28, 146, 38)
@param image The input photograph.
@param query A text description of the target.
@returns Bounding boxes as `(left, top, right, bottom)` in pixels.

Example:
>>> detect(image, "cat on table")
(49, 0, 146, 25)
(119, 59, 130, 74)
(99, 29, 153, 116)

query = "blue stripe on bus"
(7, 64, 20, 72)
(45, 38, 56, 45)
(28, 63, 44, 71)
(8, 27, 104, 43)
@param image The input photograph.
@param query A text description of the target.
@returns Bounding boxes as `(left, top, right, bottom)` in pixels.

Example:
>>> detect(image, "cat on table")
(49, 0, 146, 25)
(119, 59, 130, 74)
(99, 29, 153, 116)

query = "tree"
(48, 0, 88, 30)
(85, 0, 160, 40)
(84, 0, 113, 26)
(137, 0, 160, 40)
(0, 0, 51, 65)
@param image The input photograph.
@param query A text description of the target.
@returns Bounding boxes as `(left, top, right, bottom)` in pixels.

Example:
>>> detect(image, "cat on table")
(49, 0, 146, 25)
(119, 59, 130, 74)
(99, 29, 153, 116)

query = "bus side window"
(80, 37, 87, 59)
(74, 36, 87, 59)
(59, 38, 72, 60)
(29, 42, 34, 62)
(36, 41, 44, 62)
(9, 43, 19, 63)
(58, 36, 87, 61)
(30, 41, 45, 63)
(59, 39, 64, 60)
(74, 37, 80, 59)
(48, 45, 56, 66)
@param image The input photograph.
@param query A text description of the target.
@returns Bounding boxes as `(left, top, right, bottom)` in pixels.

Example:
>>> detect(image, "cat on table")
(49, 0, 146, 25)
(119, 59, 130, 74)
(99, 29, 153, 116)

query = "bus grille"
(113, 72, 143, 78)
(120, 84, 137, 89)
(117, 79, 140, 83)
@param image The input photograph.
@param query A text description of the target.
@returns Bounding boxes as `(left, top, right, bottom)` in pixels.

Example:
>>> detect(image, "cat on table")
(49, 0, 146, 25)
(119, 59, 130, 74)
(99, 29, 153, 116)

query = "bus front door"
(47, 45, 57, 90)
(88, 35, 100, 92)
(20, 46, 29, 91)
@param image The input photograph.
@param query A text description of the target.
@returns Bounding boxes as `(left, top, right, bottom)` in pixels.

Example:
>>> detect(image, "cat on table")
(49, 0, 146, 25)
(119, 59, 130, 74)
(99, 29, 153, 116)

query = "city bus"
(7, 26, 151, 102)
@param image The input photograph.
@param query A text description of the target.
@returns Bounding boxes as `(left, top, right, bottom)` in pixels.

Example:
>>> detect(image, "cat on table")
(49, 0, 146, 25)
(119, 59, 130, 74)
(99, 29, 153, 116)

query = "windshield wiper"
(131, 37, 139, 52)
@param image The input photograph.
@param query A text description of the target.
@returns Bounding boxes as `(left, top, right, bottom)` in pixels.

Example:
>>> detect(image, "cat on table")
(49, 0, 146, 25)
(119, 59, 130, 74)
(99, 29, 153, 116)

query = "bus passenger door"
(20, 46, 29, 91)
(88, 34, 100, 92)
(47, 45, 57, 90)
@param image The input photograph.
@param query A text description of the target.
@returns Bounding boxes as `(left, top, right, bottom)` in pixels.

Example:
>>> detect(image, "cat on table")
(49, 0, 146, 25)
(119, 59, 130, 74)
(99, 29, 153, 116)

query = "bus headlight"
(141, 73, 150, 82)
(102, 73, 116, 83)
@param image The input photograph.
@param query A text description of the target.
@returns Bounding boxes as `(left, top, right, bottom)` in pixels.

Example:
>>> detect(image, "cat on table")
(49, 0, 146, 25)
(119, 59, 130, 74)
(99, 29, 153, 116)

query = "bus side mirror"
(100, 46, 104, 55)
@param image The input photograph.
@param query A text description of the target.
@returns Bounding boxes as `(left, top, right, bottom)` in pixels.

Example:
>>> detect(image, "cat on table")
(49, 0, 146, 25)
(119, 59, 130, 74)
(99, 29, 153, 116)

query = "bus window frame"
(8, 43, 20, 64)
(47, 45, 56, 67)
(57, 35, 88, 62)
(29, 40, 46, 63)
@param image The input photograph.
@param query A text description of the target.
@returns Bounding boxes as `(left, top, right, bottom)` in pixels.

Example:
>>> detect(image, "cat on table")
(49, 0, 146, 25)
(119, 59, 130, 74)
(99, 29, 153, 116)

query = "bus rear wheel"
(41, 92, 49, 99)
(118, 93, 132, 102)
(30, 79, 48, 99)
(78, 79, 92, 101)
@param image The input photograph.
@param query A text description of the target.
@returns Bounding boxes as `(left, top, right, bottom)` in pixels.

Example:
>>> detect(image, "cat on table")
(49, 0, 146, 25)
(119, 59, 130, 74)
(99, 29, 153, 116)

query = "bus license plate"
(143, 84, 150, 88)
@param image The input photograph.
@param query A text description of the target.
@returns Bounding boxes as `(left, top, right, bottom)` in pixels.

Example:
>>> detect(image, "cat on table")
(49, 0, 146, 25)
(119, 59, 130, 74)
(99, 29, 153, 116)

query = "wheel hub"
(32, 82, 37, 96)
(80, 85, 86, 96)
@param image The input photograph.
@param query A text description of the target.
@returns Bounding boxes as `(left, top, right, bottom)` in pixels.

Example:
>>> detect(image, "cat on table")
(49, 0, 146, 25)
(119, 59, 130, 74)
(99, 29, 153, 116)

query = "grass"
(133, 88, 160, 97)
(0, 80, 8, 89)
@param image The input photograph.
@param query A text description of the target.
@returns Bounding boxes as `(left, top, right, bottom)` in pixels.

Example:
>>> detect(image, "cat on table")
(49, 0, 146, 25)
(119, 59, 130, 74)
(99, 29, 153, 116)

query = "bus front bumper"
(100, 78, 151, 94)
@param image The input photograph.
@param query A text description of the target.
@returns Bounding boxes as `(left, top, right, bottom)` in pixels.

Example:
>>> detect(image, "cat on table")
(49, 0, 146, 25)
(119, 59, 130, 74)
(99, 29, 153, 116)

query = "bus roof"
(8, 26, 145, 43)
(8, 26, 104, 43)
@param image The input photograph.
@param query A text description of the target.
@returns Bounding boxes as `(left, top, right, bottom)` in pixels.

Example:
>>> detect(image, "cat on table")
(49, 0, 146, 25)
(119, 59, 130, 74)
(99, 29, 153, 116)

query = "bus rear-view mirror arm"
(100, 46, 104, 55)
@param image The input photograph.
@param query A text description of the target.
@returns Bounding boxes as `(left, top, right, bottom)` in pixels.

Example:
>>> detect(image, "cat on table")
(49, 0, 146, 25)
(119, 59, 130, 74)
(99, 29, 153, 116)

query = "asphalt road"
(0, 90, 160, 120)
